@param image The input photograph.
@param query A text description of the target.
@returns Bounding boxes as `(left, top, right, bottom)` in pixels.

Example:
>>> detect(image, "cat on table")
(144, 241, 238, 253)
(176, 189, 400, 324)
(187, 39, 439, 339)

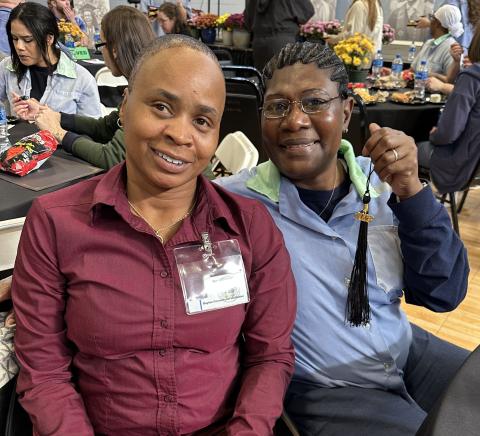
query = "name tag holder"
(173, 233, 250, 315)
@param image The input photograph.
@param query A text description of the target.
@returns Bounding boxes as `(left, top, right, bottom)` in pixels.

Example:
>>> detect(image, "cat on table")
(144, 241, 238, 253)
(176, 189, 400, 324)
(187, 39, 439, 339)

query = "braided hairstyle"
(263, 42, 349, 99)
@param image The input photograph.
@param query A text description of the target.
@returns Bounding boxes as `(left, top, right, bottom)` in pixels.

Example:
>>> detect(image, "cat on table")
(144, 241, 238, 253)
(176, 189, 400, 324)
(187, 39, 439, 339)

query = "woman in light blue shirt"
(0, 2, 101, 118)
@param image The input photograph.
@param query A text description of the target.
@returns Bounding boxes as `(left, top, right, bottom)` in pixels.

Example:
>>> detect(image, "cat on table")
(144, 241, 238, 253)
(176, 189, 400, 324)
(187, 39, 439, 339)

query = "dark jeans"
(285, 324, 469, 436)
(417, 141, 435, 170)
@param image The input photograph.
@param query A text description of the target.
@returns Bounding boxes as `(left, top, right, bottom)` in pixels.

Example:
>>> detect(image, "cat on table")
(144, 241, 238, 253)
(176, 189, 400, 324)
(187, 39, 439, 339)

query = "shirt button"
(160, 319, 168, 328)
(384, 362, 392, 370)
(160, 271, 168, 278)
(164, 394, 175, 403)
(158, 348, 166, 357)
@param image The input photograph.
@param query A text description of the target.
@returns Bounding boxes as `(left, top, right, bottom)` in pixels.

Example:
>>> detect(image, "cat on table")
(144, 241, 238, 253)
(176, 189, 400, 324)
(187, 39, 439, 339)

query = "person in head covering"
(216, 41, 470, 436)
(411, 4, 463, 79)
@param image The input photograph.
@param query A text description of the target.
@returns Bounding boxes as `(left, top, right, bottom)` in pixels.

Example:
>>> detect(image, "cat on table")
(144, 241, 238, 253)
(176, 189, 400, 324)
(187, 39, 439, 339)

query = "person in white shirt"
(310, 0, 336, 21)
(327, 0, 383, 51)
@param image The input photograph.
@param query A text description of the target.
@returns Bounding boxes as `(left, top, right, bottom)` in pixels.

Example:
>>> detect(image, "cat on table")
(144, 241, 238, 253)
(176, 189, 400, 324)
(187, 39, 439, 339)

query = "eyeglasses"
(94, 41, 107, 51)
(262, 95, 341, 119)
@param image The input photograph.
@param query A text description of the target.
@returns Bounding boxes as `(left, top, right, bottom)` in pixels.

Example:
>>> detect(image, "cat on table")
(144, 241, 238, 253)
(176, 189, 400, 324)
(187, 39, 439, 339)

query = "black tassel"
(346, 192, 374, 327)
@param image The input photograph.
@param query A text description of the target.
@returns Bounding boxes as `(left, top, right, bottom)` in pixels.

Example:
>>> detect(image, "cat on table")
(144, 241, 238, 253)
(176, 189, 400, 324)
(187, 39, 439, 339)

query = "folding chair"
(95, 67, 128, 111)
(225, 77, 263, 103)
(419, 158, 480, 236)
(220, 92, 266, 163)
(211, 131, 259, 176)
(222, 65, 264, 90)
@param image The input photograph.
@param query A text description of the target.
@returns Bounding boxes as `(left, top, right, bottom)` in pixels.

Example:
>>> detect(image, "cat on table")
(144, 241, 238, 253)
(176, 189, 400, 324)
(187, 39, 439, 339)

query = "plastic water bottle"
(408, 41, 417, 62)
(414, 60, 428, 99)
(64, 33, 75, 49)
(391, 54, 404, 84)
(372, 50, 383, 78)
(0, 101, 10, 154)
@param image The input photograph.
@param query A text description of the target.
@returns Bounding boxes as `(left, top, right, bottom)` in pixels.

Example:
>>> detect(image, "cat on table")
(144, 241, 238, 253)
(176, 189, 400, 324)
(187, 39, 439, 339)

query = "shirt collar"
(433, 33, 451, 46)
(5, 50, 77, 78)
(90, 163, 242, 237)
(245, 140, 380, 203)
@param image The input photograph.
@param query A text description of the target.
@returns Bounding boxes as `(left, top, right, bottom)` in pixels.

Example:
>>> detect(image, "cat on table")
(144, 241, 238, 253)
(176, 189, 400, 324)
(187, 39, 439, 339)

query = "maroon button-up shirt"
(12, 164, 296, 436)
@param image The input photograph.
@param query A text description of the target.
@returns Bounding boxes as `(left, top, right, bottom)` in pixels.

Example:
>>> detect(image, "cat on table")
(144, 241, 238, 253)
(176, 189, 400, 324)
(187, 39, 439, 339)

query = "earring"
(343, 128, 349, 133)
(117, 118, 123, 129)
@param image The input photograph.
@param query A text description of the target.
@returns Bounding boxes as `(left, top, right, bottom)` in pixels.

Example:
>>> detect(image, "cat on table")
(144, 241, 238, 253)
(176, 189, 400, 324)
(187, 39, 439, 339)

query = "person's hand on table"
(11, 92, 42, 121)
(0, 276, 15, 327)
(416, 16, 430, 29)
(362, 123, 423, 201)
(35, 106, 66, 142)
(426, 76, 451, 94)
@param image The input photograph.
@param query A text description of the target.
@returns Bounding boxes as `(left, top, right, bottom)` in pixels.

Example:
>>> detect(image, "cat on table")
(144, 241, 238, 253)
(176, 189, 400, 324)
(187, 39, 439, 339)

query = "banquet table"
(345, 99, 442, 155)
(0, 123, 103, 221)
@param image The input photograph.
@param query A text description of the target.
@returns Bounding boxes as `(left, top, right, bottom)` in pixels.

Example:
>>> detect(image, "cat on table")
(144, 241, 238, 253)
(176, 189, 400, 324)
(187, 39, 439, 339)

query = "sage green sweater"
(61, 110, 125, 170)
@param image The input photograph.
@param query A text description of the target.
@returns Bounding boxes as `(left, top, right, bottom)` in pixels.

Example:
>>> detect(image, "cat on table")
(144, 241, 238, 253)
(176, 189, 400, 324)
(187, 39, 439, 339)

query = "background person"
(12, 35, 296, 436)
(156, 2, 191, 36)
(244, 0, 314, 71)
(0, 2, 101, 117)
(411, 4, 463, 79)
(326, 0, 383, 52)
(13, 6, 155, 170)
(418, 24, 480, 195)
(217, 41, 469, 436)
(141, 0, 192, 37)
(0, 0, 23, 55)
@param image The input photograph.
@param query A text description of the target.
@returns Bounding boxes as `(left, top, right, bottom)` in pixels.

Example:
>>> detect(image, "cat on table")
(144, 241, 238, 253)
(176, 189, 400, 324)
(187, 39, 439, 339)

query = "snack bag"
(0, 130, 58, 176)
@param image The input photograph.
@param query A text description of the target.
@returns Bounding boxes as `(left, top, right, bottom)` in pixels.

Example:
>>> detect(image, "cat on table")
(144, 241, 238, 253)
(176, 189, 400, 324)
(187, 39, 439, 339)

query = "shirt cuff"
(388, 185, 442, 231)
(60, 112, 76, 131)
(61, 132, 82, 154)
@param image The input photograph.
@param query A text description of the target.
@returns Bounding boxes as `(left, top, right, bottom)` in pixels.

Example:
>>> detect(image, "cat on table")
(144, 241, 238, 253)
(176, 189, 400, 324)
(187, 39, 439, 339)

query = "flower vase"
(347, 69, 369, 84)
(200, 28, 216, 44)
(232, 29, 250, 49)
(222, 29, 233, 46)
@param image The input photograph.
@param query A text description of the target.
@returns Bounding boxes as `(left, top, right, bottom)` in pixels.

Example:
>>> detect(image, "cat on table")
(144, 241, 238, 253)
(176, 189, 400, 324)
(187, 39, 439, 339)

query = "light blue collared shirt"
(0, 51, 102, 118)
(0, 7, 11, 55)
(216, 142, 468, 393)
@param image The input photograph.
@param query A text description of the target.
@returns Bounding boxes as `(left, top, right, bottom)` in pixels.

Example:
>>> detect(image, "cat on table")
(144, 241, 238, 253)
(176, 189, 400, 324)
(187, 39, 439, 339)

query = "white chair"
(94, 66, 128, 87)
(0, 217, 25, 271)
(211, 131, 259, 175)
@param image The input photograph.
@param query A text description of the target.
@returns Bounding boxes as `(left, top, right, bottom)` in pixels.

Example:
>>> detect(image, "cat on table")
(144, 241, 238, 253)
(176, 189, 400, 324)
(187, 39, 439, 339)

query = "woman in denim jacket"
(0, 2, 101, 118)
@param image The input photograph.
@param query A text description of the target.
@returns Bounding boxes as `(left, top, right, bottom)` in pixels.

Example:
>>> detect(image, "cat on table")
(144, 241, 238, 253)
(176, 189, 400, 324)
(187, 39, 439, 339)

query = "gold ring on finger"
(392, 148, 399, 162)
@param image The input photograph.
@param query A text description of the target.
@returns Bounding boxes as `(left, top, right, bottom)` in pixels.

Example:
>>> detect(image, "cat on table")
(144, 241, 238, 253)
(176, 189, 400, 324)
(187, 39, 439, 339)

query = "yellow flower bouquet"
(57, 19, 85, 47)
(334, 33, 375, 70)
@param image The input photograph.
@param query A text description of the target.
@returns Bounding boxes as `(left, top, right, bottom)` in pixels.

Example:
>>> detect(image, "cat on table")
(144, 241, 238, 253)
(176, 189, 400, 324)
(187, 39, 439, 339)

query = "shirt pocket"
(368, 225, 404, 299)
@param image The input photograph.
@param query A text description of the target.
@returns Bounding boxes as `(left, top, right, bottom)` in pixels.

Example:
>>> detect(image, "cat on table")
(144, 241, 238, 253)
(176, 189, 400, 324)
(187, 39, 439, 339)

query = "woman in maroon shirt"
(12, 35, 296, 435)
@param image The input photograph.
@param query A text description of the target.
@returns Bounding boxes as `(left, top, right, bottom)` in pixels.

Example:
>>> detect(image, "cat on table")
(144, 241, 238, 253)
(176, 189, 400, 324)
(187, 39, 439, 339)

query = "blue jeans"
(285, 324, 469, 436)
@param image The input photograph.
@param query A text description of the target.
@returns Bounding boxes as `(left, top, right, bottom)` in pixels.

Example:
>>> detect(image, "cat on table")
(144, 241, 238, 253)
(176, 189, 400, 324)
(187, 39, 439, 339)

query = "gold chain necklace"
(127, 199, 196, 244)
(318, 162, 338, 218)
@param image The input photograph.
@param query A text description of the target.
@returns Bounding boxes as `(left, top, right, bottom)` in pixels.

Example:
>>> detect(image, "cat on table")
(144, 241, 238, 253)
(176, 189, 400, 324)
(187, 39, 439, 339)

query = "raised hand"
(362, 123, 423, 200)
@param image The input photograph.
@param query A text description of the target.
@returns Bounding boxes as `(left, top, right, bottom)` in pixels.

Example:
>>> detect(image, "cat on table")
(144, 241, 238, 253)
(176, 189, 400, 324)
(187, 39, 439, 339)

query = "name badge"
(173, 234, 250, 315)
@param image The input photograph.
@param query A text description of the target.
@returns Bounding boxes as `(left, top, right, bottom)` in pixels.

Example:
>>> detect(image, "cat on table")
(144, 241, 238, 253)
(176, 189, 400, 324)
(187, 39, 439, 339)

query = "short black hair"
(263, 42, 349, 98)
(129, 34, 222, 90)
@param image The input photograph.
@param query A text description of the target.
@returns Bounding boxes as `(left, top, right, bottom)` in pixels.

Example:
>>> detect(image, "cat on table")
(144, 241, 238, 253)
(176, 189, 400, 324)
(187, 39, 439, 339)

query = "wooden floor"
(402, 187, 480, 351)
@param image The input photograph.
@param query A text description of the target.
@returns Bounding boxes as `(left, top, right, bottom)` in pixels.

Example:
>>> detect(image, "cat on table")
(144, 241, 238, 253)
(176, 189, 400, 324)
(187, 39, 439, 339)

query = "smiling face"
(10, 19, 50, 67)
(120, 47, 225, 194)
(262, 62, 353, 190)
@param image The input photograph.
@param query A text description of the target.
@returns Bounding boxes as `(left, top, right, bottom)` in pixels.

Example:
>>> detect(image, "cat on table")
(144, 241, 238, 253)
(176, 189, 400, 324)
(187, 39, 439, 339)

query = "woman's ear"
(46, 34, 54, 47)
(343, 95, 354, 132)
(119, 88, 129, 126)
